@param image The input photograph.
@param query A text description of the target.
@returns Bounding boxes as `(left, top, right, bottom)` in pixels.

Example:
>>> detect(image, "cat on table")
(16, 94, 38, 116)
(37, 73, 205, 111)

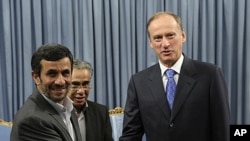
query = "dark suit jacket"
(119, 56, 230, 141)
(10, 89, 82, 141)
(84, 101, 113, 141)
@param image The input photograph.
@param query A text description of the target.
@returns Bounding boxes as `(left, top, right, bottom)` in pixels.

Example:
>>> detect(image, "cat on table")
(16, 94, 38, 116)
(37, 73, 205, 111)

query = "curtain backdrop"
(0, 0, 249, 124)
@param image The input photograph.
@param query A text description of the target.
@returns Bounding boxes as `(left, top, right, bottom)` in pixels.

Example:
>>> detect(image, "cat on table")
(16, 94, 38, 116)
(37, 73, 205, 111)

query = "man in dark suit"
(11, 44, 82, 141)
(119, 11, 230, 141)
(67, 59, 113, 141)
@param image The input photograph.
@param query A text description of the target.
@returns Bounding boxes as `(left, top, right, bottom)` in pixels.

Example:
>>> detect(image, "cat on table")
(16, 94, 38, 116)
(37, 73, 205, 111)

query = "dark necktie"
(165, 69, 176, 110)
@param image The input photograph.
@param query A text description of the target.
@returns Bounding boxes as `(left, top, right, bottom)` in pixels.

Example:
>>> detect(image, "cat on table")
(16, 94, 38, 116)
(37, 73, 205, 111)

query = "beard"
(38, 83, 70, 103)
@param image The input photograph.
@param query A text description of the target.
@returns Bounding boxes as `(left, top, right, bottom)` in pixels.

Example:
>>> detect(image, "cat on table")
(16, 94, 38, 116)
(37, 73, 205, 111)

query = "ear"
(182, 31, 186, 43)
(149, 38, 154, 49)
(32, 71, 41, 85)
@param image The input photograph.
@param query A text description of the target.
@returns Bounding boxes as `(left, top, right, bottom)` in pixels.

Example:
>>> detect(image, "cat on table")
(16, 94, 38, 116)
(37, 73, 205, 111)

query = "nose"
(76, 87, 85, 92)
(55, 74, 65, 85)
(162, 37, 170, 47)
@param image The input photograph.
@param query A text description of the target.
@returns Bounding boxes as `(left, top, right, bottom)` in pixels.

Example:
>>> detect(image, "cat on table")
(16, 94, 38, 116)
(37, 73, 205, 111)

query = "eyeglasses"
(71, 84, 91, 90)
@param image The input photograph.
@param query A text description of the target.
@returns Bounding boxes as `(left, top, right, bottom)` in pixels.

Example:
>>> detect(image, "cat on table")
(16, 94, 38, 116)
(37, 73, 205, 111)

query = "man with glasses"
(68, 59, 113, 141)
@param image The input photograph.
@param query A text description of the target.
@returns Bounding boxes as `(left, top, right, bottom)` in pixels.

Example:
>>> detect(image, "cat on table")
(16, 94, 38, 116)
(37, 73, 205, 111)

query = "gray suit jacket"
(11, 89, 82, 141)
(120, 55, 230, 141)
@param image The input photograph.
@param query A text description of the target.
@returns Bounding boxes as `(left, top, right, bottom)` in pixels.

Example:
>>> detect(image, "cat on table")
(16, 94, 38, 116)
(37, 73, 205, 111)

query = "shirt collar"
(159, 54, 184, 77)
(41, 93, 74, 113)
(82, 102, 88, 113)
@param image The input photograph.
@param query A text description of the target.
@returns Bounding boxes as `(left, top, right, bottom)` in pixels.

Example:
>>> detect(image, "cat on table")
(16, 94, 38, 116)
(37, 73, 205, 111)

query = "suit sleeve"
(119, 75, 144, 141)
(210, 67, 230, 141)
(16, 116, 69, 141)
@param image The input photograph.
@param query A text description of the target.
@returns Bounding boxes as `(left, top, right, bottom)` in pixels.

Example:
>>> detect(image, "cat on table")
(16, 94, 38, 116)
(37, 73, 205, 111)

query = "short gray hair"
(73, 59, 93, 77)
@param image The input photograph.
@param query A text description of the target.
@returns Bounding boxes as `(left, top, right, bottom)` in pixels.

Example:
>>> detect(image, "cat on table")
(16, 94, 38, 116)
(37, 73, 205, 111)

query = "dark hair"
(31, 43, 73, 76)
(147, 11, 184, 37)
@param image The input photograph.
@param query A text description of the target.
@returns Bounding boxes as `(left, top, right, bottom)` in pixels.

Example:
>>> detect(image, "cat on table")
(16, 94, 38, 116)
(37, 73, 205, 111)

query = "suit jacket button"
(169, 123, 174, 127)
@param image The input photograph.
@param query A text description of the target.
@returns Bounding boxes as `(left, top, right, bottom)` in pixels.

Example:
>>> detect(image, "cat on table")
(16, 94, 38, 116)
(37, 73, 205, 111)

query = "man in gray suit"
(119, 12, 230, 141)
(11, 44, 82, 141)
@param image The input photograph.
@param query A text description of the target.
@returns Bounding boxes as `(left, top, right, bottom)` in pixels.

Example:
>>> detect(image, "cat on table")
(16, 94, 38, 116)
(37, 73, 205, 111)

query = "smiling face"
(32, 57, 72, 104)
(68, 68, 91, 113)
(148, 14, 186, 67)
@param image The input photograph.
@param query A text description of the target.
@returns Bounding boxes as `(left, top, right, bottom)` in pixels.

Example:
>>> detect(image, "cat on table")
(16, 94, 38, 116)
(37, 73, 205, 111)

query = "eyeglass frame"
(71, 82, 91, 90)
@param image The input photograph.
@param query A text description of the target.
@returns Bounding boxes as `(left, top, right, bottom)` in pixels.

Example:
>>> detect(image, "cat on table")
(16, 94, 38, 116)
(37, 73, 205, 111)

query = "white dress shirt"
(159, 54, 184, 92)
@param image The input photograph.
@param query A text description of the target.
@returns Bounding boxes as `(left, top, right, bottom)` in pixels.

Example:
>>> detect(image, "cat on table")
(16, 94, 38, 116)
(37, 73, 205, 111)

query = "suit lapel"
(147, 64, 171, 119)
(84, 105, 96, 140)
(47, 109, 76, 141)
(71, 109, 82, 141)
(31, 89, 74, 140)
(170, 56, 197, 121)
(32, 90, 68, 129)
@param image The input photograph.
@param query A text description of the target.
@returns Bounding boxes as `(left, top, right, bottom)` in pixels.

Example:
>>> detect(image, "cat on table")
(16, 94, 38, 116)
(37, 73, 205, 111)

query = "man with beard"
(67, 59, 113, 141)
(11, 44, 82, 141)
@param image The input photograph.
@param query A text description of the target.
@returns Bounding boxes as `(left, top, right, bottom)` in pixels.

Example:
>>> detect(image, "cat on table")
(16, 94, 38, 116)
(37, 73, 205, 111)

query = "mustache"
(50, 84, 68, 89)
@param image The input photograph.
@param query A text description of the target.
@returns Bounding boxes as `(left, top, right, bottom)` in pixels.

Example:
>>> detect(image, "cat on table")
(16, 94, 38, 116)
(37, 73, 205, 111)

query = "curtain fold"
(0, 0, 249, 124)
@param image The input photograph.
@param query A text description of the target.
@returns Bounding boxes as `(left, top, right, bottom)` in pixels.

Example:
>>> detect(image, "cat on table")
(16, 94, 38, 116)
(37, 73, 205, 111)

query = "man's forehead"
(40, 59, 71, 70)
